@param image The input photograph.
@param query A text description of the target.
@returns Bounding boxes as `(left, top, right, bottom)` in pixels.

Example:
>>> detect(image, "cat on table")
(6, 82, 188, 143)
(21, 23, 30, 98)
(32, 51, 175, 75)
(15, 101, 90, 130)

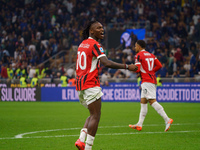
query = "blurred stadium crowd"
(0, 0, 200, 82)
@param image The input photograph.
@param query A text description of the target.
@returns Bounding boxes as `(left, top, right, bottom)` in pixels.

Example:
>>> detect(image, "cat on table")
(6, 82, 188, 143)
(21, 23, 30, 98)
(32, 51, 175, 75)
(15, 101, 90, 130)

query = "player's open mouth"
(100, 32, 104, 38)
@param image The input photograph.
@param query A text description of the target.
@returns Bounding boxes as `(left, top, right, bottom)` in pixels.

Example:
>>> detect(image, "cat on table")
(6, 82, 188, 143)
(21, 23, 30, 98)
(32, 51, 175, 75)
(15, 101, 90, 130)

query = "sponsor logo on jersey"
(99, 47, 104, 53)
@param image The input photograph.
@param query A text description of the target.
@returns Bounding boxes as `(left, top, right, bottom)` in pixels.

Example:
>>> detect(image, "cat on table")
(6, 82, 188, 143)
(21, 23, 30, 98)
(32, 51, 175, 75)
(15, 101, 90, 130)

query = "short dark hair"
(82, 20, 98, 40)
(137, 40, 146, 49)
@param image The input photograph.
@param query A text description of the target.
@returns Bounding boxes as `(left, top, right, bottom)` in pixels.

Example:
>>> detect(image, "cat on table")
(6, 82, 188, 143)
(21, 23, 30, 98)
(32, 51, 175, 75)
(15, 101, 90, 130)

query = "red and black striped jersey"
(135, 50, 162, 84)
(76, 37, 106, 91)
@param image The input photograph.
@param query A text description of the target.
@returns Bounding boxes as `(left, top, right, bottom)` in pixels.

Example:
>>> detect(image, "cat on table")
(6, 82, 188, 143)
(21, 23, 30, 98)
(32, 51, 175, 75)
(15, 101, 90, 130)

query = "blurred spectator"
(51, 39, 59, 56)
(190, 44, 198, 57)
(29, 43, 36, 52)
(137, 1, 144, 16)
(188, 22, 195, 40)
(189, 66, 196, 77)
(183, 60, 191, 72)
(112, 64, 136, 79)
(20, 74, 27, 88)
(1, 64, 8, 79)
(168, 52, 174, 69)
(137, 73, 141, 90)
(180, 41, 189, 56)
(196, 57, 200, 74)
(31, 73, 38, 88)
(156, 73, 162, 87)
(101, 70, 110, 86)
(189, 51, 196, 67)
(172, 71, 180, 78)
(113, 49, 124, 63)
(121, 38, 126, 50)
(129, 32, 138, 46)
(68, 75, 76, 87)
(194, 18, 200, 41)
(0, 61, 2, 77)
(179, 66, 187, 75)
(2, 52, 10, 64)
(67, 66, 75, 78)
(0, 49, 3, 61)
(42, 47, 51, 62)
(126, 52, 135, 64)
(176, 23, 188, 39)
(160, 51, 168, 64)
(172, 58, 178, 74)
(7, 64, 14, 79)
(28, 65, 36, 79)
(15, 64, 21, 79)
(60, 71, 68, 87)
(192, 11, 200, 25)
(20, 64, 28, 77)
(174, 48, 184, 66)
(122, 46, 132, 55)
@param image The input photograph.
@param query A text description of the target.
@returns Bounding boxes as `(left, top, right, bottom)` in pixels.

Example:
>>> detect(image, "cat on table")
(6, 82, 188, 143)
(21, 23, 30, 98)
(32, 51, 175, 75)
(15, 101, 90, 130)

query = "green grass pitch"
(0, 102, 200, 150)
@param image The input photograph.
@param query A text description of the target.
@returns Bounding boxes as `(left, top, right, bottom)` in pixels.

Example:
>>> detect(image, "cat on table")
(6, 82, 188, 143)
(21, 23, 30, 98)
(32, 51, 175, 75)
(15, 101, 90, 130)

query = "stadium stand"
(0, 0, 200, 86)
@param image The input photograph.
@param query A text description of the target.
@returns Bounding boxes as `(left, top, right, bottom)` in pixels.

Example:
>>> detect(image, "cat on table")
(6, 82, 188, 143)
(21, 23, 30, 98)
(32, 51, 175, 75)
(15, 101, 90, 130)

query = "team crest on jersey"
(99, 47, 104, 53)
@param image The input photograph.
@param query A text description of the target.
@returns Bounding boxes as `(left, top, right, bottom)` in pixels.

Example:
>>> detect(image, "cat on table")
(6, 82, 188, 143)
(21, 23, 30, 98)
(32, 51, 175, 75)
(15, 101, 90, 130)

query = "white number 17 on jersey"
(145, 58, 154, 71)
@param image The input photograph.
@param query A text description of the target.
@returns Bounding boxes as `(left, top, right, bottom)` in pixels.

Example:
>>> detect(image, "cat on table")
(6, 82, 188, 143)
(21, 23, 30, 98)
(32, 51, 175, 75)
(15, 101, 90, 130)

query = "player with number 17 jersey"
(135, 50, 162, 84)
(76, 37, 105, 91)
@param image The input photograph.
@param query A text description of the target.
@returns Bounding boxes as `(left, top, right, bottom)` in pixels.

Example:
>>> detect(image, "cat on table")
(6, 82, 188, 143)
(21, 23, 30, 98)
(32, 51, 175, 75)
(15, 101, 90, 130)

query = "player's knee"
(143, 109, 148, 114)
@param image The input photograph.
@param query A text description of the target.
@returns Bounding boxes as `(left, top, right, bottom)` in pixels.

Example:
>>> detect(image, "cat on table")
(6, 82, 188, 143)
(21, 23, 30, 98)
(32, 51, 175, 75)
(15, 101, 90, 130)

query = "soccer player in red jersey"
(75, 21, 138, 150)
(129, 40, 173, 132)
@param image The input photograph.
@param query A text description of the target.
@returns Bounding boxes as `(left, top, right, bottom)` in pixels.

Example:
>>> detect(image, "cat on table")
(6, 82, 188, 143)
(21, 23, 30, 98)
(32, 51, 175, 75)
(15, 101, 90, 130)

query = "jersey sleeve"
(135, 54, 141, 73)
(92, 43, 106, 59)
(153, 58, 162, 72)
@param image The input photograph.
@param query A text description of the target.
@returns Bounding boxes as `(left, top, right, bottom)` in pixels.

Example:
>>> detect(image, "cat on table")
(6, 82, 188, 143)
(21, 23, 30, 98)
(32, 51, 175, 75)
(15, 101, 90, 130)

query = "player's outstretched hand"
(128, 64, 138, 71)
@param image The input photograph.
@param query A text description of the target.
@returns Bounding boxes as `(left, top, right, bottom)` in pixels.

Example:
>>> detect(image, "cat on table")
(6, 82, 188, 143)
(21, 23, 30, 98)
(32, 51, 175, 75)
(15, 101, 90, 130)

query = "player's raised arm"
(99, 56, 138, 71)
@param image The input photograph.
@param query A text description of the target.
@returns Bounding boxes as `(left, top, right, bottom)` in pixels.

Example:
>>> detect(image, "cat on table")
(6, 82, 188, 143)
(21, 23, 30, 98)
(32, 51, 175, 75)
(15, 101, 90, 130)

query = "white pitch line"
(16, 123, 186, 139)
(0, 130, 200, 140)
(98, 122, 200, 128)
(0, 123, 200, 139)
(15, 127, 81, 138)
